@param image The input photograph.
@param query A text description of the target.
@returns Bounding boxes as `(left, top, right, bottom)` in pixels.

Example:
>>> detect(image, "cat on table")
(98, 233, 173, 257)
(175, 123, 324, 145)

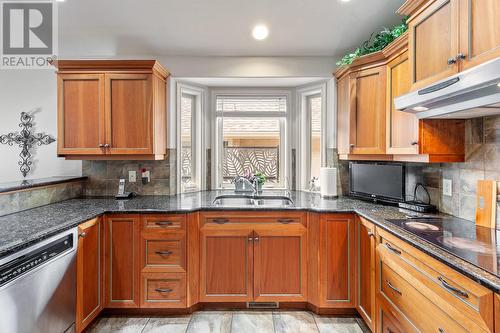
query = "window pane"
(221, 117, 281, 186)
(181, 94, 194, 187)
(310, 95, 322, 179)
(217, 97, 286, 113)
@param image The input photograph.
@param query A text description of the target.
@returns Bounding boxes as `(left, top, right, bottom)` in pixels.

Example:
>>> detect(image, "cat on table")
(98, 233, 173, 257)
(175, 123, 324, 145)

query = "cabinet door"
(408, 0, 460, 90)
(356, 217, 376, 331)
(105, 74, 153, 155)
(104, 215, 140, 308)
(200, 226, 254, 302)
(337, 75, 352, 155)
(253, 225, 307, 302)
(76, 218, 103, 333)
(459, 0, 500, 70)
(349, 66, 387, 155)
(57, 74, 105, 155)
(386, 52, 419, 155)
(319, 214, 356, 308)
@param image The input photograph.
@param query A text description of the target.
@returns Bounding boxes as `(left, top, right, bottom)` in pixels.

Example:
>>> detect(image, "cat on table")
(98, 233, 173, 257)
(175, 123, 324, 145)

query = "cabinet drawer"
(140, 272, 186, 308)
(377, 228, 494, 332)
(377, 295, 417, 333)
(144, 239, 185, 270)
(380, 259, 472, 333)
(141, 214, 186, 231)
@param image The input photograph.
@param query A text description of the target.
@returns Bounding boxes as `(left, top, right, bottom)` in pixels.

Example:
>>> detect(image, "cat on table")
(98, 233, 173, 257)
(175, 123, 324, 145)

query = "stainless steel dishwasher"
(0, 228, 77, 333)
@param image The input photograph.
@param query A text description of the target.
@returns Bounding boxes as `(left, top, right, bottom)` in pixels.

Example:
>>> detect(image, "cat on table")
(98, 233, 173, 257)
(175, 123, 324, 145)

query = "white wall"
(0, 70, 81, 183)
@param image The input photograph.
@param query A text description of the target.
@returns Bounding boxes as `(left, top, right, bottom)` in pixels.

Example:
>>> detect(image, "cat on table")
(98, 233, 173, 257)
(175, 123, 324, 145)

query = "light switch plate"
(443, 178, 452, 196)
(128, 170, 136, 183)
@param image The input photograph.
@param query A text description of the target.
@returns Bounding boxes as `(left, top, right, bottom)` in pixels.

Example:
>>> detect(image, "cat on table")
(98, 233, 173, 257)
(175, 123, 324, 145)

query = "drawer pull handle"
(155, 221, 174, 227)
(155, 288, 173, 293)
(213, 219, 229, 224)
(438, 329, 445, 333)
(386, 243, 401, 255)
(155, 250, 173, 256)
(386, 280, 402, 296)
(277, 219, 295, 224)
(438, 276, 468, 299)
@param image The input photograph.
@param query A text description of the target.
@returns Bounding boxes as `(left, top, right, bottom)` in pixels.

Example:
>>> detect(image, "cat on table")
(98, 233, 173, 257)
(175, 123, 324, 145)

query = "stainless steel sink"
(212, 195, 293, 207)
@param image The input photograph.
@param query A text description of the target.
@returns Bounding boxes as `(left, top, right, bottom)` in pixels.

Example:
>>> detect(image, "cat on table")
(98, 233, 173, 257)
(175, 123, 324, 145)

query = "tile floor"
(86, 311, 369, 333)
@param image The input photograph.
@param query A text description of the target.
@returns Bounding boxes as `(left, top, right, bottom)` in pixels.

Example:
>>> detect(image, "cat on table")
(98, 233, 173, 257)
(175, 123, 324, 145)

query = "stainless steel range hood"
(394, 57, 500, 119)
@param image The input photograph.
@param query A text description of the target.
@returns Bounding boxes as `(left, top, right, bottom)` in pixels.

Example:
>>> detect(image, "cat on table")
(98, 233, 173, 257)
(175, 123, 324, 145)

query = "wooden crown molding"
(382, 32, 409, 59)
(52, 59, 170, 78)
(397, 0, 430, 16)
(334, 51, 385, 78)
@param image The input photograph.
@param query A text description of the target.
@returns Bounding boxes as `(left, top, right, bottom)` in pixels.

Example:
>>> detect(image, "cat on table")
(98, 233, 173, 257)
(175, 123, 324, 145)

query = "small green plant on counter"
(254, 171, 266, 185)
(336, 17, 409, 67)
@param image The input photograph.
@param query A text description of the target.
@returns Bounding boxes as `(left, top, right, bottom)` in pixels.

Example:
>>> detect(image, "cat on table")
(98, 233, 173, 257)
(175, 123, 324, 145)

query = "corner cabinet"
(76, 217, 104, 333)
(336, 33, 465, 163)
(55, 60, 169, 160)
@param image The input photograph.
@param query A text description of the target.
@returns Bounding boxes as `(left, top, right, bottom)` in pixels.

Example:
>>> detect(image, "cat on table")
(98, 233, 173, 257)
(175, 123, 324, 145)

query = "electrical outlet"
(443, 178, 452, 196)
(128, 170, 136, 183)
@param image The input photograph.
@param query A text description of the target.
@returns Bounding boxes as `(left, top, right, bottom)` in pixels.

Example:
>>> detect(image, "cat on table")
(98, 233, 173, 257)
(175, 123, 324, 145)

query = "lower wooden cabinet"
(199, 213, 308, 303)
(356, 217, 376, 330)
(76, 217, 103, 333)
(318, 214, 356, 308)
(104, 214, 141, 308)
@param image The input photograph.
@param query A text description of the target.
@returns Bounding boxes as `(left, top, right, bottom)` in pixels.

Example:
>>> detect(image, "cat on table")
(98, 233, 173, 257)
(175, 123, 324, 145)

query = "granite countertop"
(0, 190, 498, 293)
(0, 176, 87, 193)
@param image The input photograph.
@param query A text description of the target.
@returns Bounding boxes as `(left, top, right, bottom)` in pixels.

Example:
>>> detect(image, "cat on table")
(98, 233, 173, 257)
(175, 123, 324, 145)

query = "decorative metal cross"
(0, 112, 56, 178)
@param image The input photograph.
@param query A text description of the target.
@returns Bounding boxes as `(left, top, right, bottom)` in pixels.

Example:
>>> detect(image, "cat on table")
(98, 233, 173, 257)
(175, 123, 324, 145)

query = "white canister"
(320, 167, 338, 198)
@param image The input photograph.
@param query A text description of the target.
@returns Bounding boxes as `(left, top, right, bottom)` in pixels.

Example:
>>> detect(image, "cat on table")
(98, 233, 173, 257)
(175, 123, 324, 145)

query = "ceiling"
(58, 0, 405, 58)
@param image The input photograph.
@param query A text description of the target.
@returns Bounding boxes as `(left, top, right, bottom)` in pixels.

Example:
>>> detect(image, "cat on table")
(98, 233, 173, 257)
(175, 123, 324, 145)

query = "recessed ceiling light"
(252, 25, 269, 40)
(497, 82, 500, 87)
(412, 106, 429, 112)
(339, 0, 352, 2)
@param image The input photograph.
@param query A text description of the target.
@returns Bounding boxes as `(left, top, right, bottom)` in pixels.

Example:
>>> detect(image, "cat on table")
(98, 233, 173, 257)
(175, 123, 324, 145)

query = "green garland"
(336, 17, 408, 67)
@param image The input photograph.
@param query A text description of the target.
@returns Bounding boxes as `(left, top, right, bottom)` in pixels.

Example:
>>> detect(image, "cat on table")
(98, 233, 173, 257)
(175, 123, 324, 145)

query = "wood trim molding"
(382, 32, 409, 59)
(397, 0, 431, 16)
(53, 60, 170, 79)
(334, 51, 386, 79)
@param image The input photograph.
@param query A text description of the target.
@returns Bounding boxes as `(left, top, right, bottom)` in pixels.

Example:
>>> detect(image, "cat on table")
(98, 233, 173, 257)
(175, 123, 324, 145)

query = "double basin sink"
(212, 194, 294, 207)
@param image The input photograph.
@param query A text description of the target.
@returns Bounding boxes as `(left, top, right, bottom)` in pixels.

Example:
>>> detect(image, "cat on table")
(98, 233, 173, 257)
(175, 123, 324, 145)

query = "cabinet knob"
(367, 231, 374, 237)
(456, 53, 466, 61)
(104, 144, 110, 148)
(447, 57, 457, 65)
(79, 232, 86, 238)
(98, 144, 105, 148)
(411, 141, 419, 146)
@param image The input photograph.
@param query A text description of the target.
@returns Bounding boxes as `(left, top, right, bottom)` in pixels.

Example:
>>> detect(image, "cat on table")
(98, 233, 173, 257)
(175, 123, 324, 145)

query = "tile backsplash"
(82, 149, 177, 196)
(337, 115, 500, 227)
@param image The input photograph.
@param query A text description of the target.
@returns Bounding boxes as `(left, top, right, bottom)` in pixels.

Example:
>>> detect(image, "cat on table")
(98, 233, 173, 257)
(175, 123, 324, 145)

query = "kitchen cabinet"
(104, 214, 141, 308)
(348, 65, 387, 155)
(200, 226, 254, 302)
(406, 0, 460, 91)
(76, 217, 103, 333)
(400, 0, 500, 90)
(459, 0, 500, 70)
(199, 211, 308, 303)
(356, 217, 376, 331)
(140, 214, 187, 308)
(376, 228, 494, 333)
(253, 224, 307, 302)
(495, 294, 500, 332)
(55, 60, 169, 160)
(318, 214, 356, 308)
(336, 33, 465, 163)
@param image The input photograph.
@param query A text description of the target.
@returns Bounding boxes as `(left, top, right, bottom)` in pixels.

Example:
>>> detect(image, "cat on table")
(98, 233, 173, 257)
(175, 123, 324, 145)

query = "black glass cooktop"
(386, 217, 500, 277)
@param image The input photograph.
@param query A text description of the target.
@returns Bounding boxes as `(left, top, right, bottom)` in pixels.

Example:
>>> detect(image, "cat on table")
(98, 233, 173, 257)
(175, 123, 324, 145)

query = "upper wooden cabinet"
(399, 0, 500, 90)
(55, 60, 169, 160)
(336, 33, 465, 163)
